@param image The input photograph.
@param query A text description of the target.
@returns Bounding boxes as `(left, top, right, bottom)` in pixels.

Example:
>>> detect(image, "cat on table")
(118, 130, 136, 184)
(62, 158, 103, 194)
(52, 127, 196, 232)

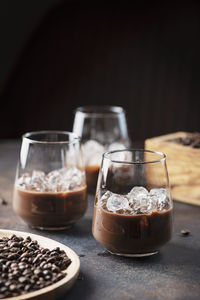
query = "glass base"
(108, 250, 158, 257)
(30, 224, 72, 231)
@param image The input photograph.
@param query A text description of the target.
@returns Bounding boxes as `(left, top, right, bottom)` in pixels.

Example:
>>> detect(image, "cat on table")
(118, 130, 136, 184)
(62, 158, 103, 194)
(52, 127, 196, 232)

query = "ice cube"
(106, 193, 129, 212)
(18, 173, 32, 189)
(63, 167, 83, 189)
(107, 142, 126, 152)
(46, 170, 61, 191)
(128, 186, 156, 214)
(150, 188, 166, 198)
(128, 186, 148, 204)
(150, 188, 169, 211)
(82, 140, 105, 166)
(130, 195, 154, 214)
(17, 167, 84, 192)
(29, 170, 46, 192)
(98, 191, 112, 208)
(47, 169, 60, 183)
(117, 208, 134, 215)
(46, 167, 83, 191)
(32, 170, 45, 179)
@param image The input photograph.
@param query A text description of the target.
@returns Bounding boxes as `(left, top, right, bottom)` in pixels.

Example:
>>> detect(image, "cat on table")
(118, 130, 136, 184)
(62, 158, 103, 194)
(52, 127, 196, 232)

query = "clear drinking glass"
(13, 131, 87, 230)
(73, 106, 130, 194)
(92, 149, 173, 257)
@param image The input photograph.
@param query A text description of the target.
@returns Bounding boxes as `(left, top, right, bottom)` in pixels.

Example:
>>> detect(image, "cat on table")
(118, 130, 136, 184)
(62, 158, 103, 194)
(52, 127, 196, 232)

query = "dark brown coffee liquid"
(92, 204, 173, 255)
(13, 185, 87, 229)
(85, 165, 99, 194)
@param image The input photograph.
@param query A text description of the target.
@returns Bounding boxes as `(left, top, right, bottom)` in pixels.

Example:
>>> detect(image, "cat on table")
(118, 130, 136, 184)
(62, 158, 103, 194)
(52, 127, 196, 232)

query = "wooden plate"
(0, 229, 80, 300)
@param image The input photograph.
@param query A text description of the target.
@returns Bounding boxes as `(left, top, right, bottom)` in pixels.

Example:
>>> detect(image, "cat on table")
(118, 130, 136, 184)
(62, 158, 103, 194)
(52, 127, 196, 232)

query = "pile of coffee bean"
(170, 133, 200, 148)
(0, 234, 71, 299)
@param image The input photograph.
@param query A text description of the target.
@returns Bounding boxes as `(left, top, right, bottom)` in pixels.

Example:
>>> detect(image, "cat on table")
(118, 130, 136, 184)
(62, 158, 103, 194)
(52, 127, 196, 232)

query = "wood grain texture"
(145, 132, 200, 205)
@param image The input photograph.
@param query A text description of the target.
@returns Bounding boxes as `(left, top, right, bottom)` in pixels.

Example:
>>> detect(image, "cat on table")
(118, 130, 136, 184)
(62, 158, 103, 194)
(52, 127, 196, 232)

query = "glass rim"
(74, 105, 125, 117)
(22, 130, 80, 144)
(103, 149, 166, 165)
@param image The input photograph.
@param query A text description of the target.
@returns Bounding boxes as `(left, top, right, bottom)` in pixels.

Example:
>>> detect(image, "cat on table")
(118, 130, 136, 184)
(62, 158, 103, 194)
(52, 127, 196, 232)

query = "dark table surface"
(0, 141, 200, 300)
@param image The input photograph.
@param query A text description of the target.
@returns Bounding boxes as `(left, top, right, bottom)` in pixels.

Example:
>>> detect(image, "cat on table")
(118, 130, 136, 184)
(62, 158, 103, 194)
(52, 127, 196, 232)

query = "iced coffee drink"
(73, 106, 130, 194)
(13, 131, 87, 230)
(92, 149, 173, 256)
(13, 167, 87, 230)
(93, 187, 173, 256)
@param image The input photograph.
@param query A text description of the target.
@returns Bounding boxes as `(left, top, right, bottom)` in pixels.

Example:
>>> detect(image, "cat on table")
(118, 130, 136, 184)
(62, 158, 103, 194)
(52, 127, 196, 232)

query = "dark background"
(0, 0, 200, 141)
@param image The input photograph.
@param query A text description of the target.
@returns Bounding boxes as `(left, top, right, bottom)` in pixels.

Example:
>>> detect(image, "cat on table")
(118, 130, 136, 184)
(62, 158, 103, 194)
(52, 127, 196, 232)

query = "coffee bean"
(3, 265, 9, 272)
(180, 229, 190, 236)
(43, 269, 51, 276)
(0, 197, 7, 205)
(12, 271, 21, 278)
(45, 275, 52, 281)
(34, 269, 43, 276)
(18, 277, 28, 284)
(57, 273, 65, 281)
(50, 251, 58, 256)
(9, 284, 17, 292)
(2, 273, 8, 280)
(43, 263, 52, 269)
(47, 257, 56, 264)
(17, 284, 24, 290)
(8, 253, 19, 260)
(5, 282, 11, 287)
(10, 247, 20, 253)
(10, 242, 20, 248)
(22, 269, 32, 276)
(10, 262, 18, 268)
(40, 261, 46, 268)
(24, 284, 31, 292)
(0, 235, 71, 298)
(41, 248, 48, 254)
(52, 265, 60, 273)
(33, 254, 42, 264)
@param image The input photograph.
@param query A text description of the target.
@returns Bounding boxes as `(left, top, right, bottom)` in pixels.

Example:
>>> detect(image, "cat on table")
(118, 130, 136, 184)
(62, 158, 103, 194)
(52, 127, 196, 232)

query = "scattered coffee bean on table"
(180, 229, 190, 236)
(0, 197, 7, 206)
(0, 234, 71, 299)
(169, 133, 200, 148)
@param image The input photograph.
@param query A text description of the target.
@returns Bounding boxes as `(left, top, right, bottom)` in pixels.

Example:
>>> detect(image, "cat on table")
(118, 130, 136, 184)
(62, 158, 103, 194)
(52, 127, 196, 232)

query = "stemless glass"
(73, 106, 130, 194)
(13, 131, 87, 230)
(92, 149, 173, 257)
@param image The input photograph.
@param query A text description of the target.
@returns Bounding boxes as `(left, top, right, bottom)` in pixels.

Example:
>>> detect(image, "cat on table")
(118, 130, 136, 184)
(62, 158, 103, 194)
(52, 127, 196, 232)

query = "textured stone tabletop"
(0, 141, 200, 300)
